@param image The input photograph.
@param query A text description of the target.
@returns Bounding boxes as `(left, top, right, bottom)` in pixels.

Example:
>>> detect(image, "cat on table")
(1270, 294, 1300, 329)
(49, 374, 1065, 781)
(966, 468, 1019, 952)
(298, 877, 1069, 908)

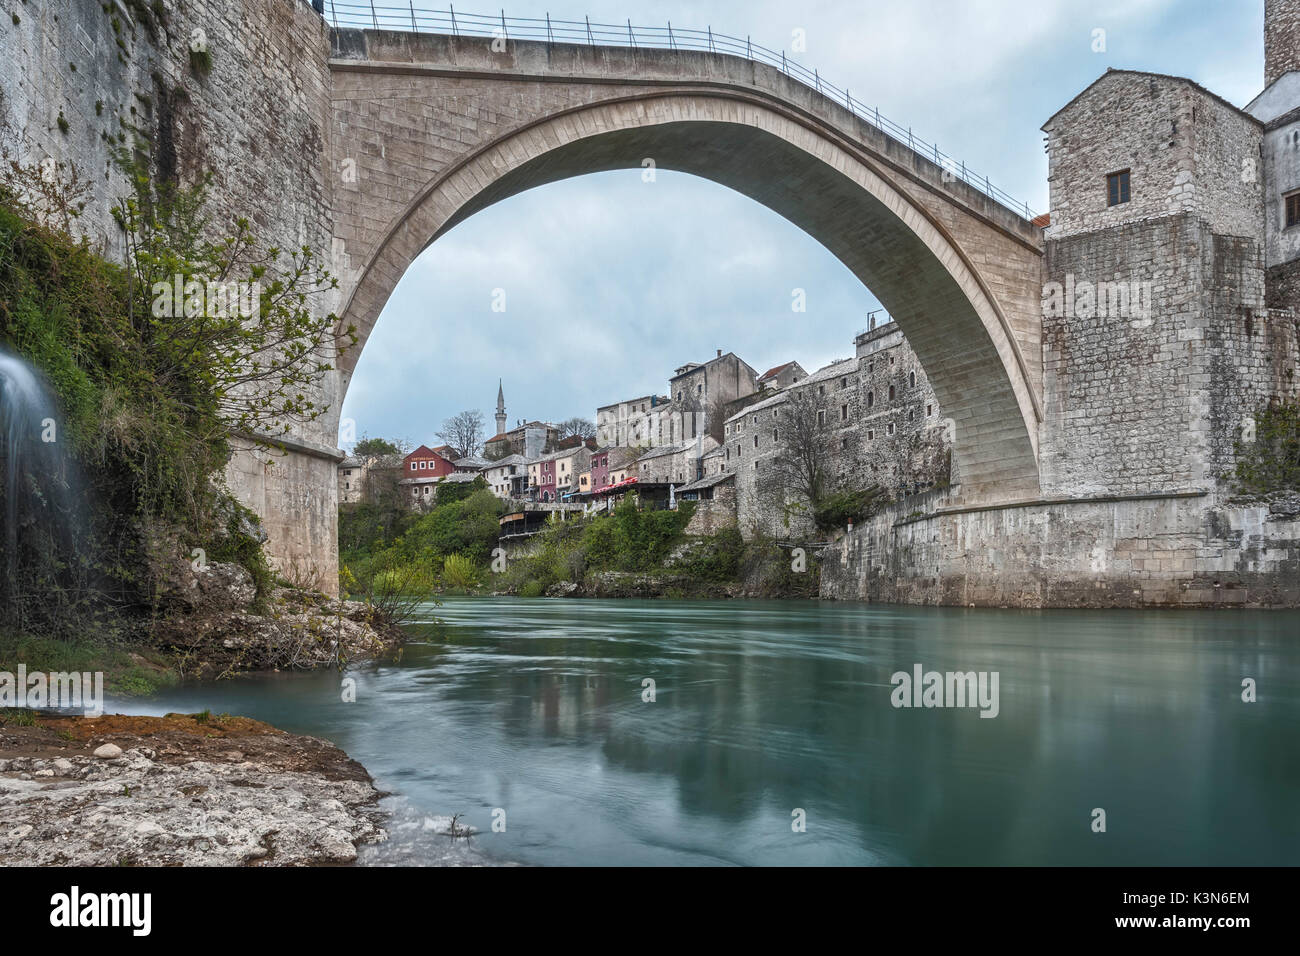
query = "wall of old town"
(820, 491, 1300, 608)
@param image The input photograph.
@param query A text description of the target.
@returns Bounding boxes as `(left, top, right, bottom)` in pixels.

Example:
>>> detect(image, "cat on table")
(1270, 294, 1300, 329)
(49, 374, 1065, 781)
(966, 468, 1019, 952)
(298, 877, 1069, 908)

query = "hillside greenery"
(0, 153, 346, 688)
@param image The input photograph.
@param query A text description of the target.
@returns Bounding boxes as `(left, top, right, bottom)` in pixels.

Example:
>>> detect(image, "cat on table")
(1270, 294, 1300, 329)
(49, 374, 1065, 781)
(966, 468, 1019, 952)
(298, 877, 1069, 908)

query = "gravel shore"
(0, 712, 387, 866)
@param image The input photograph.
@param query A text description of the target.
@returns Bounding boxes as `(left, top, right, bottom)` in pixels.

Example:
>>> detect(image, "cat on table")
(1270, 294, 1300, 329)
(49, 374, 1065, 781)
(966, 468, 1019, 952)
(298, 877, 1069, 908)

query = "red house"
(404, 444, 457, 479)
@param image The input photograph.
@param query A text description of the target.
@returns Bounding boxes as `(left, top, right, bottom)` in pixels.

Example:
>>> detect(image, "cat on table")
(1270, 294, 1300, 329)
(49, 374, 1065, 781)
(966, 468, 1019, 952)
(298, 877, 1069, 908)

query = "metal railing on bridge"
(322, 2, 1039, 221)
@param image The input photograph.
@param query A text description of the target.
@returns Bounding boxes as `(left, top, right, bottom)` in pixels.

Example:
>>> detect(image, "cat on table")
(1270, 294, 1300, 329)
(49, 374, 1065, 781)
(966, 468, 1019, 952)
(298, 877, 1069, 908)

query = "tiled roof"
(758, 361, 796, 381)
(483, 454, 529, 468)
(678, 472, 735, 493)
(725, 390, 788, 423)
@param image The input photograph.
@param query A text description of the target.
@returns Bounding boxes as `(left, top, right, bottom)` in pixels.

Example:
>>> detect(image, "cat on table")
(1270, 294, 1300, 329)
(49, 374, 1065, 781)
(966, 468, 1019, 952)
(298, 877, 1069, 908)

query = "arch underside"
(340, 102, 1042, 501)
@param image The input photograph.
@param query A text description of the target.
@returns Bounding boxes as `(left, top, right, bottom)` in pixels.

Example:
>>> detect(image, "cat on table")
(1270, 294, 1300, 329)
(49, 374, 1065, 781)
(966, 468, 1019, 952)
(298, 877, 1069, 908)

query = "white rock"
(92, 744, 123, 759)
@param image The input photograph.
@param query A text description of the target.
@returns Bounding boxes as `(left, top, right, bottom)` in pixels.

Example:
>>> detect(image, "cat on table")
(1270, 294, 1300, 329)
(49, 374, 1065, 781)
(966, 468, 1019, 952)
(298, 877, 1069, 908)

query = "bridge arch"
(334, 85, 1042, 500)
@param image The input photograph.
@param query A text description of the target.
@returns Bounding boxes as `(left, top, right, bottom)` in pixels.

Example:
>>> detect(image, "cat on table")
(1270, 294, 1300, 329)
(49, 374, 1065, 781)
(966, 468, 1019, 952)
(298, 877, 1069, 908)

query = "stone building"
(756, 361, 807, 391)
(854, 322, 950, 496)
(634, 437, 719, 485)
(1039, 68, 1293, 497)
(482, 454, 529, 500)
(668, 350, 759, 440)
(337, 453, 402, 504)
(484, 420, 559, 460)
(822, 5, 1300, 608)
(595, 394, 670, 447)
(722, 322, 949, 537)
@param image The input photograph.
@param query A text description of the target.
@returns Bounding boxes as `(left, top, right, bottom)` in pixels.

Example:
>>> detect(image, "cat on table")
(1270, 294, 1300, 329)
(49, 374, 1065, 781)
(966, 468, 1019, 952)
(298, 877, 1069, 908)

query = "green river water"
(115, 597, 1300, 866)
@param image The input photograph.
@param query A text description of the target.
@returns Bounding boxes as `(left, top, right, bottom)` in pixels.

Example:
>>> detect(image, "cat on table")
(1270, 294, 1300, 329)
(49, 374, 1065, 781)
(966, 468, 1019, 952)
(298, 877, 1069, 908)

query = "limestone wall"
(1040, 214, 1289, 497)
(0, 0, 343, 591)
(1044, 72, 1262, 242)
(820, 492, 1300, 608)
(1266, 0, 1300, 86)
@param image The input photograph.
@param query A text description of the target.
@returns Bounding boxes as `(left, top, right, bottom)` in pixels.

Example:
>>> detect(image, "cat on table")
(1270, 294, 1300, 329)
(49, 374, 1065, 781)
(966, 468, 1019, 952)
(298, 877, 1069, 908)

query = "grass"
(0, 631, 179, 697)
(0, 708, 37, 727)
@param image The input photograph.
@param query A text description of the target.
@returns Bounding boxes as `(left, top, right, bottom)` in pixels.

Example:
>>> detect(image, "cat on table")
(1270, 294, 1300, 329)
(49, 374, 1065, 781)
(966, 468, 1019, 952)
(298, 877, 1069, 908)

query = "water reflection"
(117, 599, 1300, 865)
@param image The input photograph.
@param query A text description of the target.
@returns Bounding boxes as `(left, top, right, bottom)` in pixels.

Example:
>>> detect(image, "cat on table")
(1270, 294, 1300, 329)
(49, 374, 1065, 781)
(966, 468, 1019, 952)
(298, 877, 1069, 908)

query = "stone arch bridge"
(261, 21, 1047, 588)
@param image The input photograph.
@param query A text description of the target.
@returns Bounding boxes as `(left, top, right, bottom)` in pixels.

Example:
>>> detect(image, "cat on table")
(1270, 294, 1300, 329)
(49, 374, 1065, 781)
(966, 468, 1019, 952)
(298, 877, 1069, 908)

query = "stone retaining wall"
(820, 492, 1300, 608)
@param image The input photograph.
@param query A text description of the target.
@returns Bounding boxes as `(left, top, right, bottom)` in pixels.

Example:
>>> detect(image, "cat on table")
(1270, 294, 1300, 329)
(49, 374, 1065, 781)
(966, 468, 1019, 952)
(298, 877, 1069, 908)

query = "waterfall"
(0, 351, 82, 618)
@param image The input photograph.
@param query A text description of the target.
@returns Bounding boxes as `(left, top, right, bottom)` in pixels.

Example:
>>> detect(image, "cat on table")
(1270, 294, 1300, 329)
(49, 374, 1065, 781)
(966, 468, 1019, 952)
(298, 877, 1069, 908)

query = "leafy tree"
(353, 435, 405, 458)
(112, 165, 355, 444)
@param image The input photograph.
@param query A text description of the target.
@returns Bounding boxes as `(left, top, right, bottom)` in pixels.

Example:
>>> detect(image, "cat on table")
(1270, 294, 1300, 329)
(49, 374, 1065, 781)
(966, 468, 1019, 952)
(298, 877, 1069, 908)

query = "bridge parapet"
(321, 4, 1042, 230)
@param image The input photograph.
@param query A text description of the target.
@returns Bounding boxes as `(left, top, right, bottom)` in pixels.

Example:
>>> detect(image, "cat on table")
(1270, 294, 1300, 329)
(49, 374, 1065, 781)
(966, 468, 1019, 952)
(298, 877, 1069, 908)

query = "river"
(113, 597, 1300, 865)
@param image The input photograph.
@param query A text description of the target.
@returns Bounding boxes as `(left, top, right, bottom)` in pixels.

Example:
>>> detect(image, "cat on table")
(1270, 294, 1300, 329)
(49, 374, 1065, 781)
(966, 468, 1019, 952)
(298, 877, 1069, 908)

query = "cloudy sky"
(337, 0, 1265, 450)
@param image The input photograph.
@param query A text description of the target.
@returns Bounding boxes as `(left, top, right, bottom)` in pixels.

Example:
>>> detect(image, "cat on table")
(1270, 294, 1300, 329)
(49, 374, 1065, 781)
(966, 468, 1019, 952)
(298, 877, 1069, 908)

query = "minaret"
(495, 379, 507, 435)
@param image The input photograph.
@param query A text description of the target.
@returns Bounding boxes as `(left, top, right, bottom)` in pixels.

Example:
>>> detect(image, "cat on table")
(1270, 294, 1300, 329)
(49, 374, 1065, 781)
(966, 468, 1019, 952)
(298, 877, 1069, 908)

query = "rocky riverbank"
(0, 712, 387, 866)
(149, 556, 407, 680)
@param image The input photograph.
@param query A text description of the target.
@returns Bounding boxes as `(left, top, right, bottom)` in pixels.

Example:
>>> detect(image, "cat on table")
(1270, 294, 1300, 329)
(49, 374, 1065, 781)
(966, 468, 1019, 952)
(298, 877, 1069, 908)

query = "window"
(818, 385, 825, 396)
(410, 462, 417, 471)
(753, 435, 759, 449)
(840, 437, 848, 450)
(909, 409, 915, 422)
(867, 429, 875, 441)
(889, 356, 895, 367)
(889, 385, 896, 401)
(840, 404, 849, 421)
(927, 404, 934, 418)
(887, 423, 895, 436)
(772, 429, 779, 442)
(1107, 169, 1130, 206)
(909, 371, 916, 388)
(817, 410, 826, 426)
(867, 391, 874, 408)
(1287, 191, 1300, 228)
(841, 377, 848, 388)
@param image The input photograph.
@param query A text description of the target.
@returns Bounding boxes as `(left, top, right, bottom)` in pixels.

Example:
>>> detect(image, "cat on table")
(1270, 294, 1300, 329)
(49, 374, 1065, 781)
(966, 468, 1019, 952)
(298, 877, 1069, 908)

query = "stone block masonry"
(820, 492, 1300, 608)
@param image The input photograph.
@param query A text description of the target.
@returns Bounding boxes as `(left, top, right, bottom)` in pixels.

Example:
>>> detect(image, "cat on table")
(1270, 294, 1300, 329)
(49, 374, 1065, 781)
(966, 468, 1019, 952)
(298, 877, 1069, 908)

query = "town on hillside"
(338, 312, 953, 537)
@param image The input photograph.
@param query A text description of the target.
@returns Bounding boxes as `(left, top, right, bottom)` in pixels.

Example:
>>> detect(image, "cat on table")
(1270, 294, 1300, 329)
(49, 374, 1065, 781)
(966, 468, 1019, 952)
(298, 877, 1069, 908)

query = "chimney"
(716, 349, 722, 358)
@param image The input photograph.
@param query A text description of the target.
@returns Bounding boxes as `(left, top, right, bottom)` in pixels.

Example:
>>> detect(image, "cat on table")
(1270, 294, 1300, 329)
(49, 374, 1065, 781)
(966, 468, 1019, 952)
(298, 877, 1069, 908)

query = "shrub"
(813, 486, 888, 532)
(1234, 398, 1300, 495)
(442, 553, 480, 590)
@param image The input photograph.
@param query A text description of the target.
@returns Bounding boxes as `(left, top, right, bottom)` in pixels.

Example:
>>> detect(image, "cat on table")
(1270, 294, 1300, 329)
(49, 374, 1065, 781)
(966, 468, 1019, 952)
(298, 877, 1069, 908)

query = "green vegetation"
(339, 477, 503, 598)
(339, 485, 818, 600)
(497, 496, 820, 598)
(0, 145, 348, 668)
(497, 496, 695, 594)
(813, 486, 888, 532)
(1234, 398, 1300, 495)
(0, 631, 178, 696)
(352, 435, 404, 457)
